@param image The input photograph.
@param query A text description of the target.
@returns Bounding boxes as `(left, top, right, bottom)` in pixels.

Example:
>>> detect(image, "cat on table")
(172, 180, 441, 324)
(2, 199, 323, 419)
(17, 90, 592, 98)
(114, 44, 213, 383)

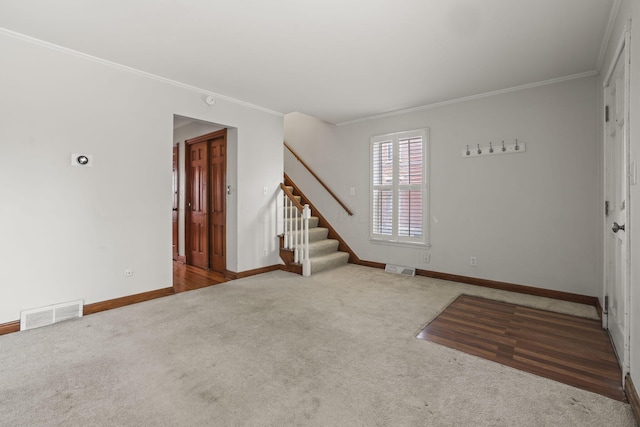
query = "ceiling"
(0, 0, 616, 125)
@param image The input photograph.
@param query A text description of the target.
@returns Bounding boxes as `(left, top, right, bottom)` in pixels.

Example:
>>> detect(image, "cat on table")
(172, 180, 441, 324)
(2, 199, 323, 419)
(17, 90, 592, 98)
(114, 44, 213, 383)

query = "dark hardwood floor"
(173, 261, 227, 293)
(417, 294, 626, 402)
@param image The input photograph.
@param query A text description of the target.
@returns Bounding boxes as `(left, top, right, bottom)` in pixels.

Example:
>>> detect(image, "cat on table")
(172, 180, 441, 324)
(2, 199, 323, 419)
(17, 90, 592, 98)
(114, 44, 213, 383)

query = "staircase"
(280, 182, 350, 275)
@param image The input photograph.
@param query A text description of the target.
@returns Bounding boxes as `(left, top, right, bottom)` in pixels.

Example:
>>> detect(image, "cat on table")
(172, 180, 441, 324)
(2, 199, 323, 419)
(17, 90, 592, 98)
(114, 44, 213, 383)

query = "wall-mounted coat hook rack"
(462, 139, 526, 158)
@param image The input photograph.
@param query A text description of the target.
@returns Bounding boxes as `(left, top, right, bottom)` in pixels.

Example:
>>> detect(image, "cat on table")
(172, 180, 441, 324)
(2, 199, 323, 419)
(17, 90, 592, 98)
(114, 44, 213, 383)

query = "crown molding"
(0, 27, 283, 118)
(337, 70, 598, 127)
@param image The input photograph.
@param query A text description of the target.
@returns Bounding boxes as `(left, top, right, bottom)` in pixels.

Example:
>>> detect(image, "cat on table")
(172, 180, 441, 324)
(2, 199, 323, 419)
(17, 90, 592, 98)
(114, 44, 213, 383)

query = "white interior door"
(603, 33, 630, 377)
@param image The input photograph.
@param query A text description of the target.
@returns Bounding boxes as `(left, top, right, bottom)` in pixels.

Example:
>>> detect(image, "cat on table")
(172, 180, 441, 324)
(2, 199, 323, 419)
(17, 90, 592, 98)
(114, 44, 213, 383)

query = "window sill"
(370, 239, 432, 249)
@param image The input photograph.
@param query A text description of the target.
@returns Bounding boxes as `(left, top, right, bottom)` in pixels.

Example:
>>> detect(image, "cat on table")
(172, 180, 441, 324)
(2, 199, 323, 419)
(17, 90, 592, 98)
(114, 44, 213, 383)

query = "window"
(371, 129, 429, 245)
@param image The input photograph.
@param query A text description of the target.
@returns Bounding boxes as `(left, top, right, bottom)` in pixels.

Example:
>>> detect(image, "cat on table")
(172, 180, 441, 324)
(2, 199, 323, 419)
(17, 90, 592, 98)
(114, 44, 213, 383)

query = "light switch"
(263, 186, 268, 195)
(350, 187, 356, 195)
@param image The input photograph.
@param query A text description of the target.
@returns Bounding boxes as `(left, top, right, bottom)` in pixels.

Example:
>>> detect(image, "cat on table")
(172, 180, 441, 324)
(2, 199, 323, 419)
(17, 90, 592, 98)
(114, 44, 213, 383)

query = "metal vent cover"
(20, 300, 84, 331)
(384, 264, 416, 277)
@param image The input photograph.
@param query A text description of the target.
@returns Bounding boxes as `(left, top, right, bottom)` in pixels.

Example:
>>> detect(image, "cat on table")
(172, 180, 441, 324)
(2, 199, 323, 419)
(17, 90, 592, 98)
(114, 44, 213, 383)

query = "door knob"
(612, 222, 625, 233)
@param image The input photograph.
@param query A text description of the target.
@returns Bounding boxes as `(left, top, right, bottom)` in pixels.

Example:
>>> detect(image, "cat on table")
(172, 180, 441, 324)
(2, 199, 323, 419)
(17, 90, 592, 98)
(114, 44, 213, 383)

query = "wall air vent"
(20, 300, 84, 331)
(384, 264, 416, 277)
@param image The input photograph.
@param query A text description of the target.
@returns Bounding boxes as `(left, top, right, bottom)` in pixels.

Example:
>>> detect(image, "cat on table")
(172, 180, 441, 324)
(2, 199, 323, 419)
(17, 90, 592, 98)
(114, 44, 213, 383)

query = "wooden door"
(186, 140, 209, 269)
(185, 129, 227, 273)
(172, 145, 179, 261)
(209, 131, 227, 273)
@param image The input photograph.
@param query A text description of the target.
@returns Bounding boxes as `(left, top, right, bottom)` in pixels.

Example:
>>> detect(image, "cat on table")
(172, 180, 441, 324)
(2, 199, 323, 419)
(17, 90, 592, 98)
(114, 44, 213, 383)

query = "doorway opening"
(172, 115, 235, 287)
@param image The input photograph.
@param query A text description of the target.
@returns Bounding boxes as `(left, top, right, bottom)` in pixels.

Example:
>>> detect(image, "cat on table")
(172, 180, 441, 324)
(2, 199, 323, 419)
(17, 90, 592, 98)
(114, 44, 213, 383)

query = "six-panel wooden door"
(185, 129, 227, 273)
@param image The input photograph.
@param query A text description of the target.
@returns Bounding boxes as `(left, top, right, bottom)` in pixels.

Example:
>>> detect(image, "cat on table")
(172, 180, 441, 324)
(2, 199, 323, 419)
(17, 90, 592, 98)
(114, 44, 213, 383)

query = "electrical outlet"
(423, 253, 430, 264)
(470, 257, 477, 267)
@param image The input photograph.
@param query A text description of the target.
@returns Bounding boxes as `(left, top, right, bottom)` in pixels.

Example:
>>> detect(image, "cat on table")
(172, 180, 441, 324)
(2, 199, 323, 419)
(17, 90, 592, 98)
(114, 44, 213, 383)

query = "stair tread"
(308, 239, 340, 257)
(285, 215, 319, 221)
(286, 227, 328, 243)
(291, 227, 325, 232)
(310, 251, 349, 261)
(309, 251, 349, 274)
(285, 216, 320, 228)
(290, 251, 349, 264)
(308, 238, 338, 248)
(288, 226, 327, 233)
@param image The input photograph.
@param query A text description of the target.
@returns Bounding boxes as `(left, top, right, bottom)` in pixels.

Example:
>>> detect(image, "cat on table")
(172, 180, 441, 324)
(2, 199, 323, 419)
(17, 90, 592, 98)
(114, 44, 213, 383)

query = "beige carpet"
(0, 264, 635, 426)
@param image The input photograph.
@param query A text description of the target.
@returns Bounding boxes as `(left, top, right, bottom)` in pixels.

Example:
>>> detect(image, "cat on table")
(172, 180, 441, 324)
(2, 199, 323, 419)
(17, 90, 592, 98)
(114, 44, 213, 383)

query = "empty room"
(0, 1, 639, 426)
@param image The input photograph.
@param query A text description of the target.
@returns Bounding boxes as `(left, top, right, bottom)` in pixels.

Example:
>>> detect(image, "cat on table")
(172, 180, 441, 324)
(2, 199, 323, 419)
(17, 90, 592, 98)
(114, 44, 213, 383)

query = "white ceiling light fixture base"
(71, 153, 94, 167)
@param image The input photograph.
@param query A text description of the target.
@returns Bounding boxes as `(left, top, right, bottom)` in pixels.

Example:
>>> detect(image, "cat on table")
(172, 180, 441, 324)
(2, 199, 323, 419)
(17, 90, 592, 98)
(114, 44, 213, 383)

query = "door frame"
(208, 130, 227, 273)
(185, 129, 227, 273)
(602, 25, 631, 379)
(172, 143, 180, 261)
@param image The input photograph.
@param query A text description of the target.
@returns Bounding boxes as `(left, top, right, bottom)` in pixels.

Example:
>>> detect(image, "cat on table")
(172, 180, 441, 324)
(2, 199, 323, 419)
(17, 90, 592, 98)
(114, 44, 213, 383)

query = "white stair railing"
(281, 184, 311, 276)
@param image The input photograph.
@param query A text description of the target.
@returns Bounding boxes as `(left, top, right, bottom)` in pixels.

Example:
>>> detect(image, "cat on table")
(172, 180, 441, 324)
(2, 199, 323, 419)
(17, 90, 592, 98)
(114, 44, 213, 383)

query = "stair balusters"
(281, 184, 311, 276)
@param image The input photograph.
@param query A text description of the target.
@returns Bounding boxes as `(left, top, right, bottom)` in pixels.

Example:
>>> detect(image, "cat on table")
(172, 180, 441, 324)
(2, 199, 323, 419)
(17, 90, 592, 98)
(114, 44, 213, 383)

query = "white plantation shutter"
(371, 129, 428, 244)
(372, 140, 393, 236)
(398, 137, 423, 238)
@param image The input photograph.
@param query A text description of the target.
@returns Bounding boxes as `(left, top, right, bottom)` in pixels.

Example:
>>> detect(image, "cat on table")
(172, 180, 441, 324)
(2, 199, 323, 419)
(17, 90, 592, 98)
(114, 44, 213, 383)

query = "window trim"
(370, 128, 430, 246)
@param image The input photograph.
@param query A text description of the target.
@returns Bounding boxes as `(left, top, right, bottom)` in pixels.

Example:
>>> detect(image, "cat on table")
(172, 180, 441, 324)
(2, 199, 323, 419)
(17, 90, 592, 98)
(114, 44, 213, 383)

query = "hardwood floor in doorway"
(173, 261, 227, 293)
(417, 294, 626, 402)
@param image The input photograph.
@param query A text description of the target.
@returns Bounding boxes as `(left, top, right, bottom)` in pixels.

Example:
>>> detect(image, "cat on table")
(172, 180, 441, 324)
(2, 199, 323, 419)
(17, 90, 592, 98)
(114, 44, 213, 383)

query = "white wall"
(600, 0, 640, 392)
(0, 31, 283, 324)
(285, 75, 601, 297)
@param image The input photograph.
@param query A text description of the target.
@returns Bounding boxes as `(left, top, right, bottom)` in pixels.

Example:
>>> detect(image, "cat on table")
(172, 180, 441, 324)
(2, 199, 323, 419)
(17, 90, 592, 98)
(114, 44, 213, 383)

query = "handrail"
(284, 141, 354, 216)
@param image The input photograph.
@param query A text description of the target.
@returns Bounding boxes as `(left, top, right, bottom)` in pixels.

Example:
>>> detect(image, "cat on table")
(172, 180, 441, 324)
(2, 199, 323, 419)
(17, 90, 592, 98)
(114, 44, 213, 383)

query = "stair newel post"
(283, 192, 289, 249)
(302, 204, 311, 277)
